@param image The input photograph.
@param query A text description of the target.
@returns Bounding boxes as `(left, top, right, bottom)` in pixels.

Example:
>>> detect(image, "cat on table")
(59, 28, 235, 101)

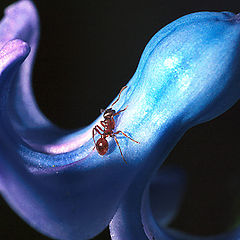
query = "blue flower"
(0, 1, 240, 240)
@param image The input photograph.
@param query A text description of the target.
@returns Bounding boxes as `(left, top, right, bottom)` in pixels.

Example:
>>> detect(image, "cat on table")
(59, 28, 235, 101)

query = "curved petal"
(1, 2, 240, 240)
(0, 0, 43, 125)
(0, 2, 133, 240)
(109, 166, 187, 240)
(142, 181, 240, 240)
(0, 38, 30, 189)
(110, 11, 240, 240)
(149, 166, 186, 227)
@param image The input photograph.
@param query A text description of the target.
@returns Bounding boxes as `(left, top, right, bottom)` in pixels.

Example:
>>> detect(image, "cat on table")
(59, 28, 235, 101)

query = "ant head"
(103, 108, 116, 119)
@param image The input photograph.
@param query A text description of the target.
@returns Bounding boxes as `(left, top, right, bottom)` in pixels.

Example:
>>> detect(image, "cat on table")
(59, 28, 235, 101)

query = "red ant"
(92, 86, 139, 164)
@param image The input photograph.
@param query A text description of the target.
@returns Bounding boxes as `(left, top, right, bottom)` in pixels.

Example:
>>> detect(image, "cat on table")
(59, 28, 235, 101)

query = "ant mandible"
(92, 86, 139, 164)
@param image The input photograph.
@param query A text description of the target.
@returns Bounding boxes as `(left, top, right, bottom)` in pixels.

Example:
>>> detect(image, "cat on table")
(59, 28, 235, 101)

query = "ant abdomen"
(96, 138, 108, 156)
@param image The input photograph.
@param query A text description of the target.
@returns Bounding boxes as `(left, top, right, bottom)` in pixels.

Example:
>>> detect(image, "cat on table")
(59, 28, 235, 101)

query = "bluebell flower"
(1, 0, 240, 240)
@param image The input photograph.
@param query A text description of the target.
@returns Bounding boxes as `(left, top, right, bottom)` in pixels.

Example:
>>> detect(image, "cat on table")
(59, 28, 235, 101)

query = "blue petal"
(149, 166, 186, 227)
(1, 1, 240, 240)
(109, 11, 240, 240)
(0, 2, 135, 240)
(110, 166, 187, 240)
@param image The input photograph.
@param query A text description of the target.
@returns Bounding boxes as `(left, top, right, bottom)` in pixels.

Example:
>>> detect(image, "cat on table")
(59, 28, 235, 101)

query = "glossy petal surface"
(1, 1, 240, 240)
(110, 11, 240, 240)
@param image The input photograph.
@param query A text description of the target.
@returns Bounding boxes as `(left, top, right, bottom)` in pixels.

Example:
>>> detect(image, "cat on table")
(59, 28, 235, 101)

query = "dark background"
(1, 0, 240, 239)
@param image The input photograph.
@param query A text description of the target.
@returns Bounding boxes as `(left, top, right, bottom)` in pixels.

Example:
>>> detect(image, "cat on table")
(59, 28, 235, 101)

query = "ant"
(92, 86, 139, 164)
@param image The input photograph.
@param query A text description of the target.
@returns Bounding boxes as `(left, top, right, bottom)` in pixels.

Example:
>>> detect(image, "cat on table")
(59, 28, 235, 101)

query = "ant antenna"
(111, 86, 128, 107)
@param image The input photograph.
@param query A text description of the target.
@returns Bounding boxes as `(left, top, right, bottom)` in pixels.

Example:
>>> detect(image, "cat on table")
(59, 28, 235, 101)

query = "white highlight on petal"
(163, 56, 179, 69)
(178, 73, 191, 92)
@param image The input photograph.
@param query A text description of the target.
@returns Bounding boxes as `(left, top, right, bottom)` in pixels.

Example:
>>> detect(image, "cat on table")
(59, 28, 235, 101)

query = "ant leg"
(111, 86, 128, 107)
(100, 121, 106, 128)
(92, 128, 97, 145)
(92, 125, 104, 145)
(114, 130, 140, 144)
(113, 106, 128, 117)
(95, 124, 104, 133)
(113, 135, 127, 164)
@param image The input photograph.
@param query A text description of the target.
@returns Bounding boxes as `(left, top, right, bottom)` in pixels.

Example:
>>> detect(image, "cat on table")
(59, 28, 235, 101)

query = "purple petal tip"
(0, 39, 30, 74)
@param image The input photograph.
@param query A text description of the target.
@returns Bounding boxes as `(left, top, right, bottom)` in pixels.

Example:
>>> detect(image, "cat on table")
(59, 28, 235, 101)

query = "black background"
(1, 0, 240, 239)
